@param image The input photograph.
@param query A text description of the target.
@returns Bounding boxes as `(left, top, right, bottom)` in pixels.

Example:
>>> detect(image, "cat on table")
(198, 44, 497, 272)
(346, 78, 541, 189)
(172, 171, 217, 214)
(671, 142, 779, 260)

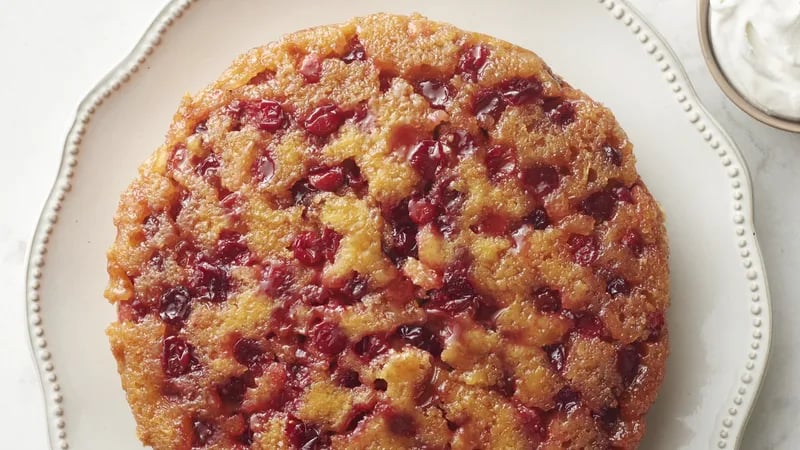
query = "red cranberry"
(319, 228, 341, 262)
(270, 307, 294, 336)
(341, 158, 366, 191)
(261, 261, 293, 296)
(473, 90, 506, 124)
(374, 379, 388, 391)
(308, 165, 345, 192)
(192, 419, 214, 447)
(379, 72, 395, 92)
(612, 186, 634, 203)
(471, 213, 509, 236)
(299, 284, 334, 306)
(499, 78, 543, 106)
(220, 192, 242, 212)
(618, 344, 642, 386)
(346, 101, 370, 123)
(434, 211, 461, 238)
(383, 202, 418, 264)
(603, 144, 623, 166)
(387, 222, 417, 263)
(233, 338, 266, 367)
(248, 69, 275, 85)
(386, 411, 416, 437)
(335, 369, 361, 388)
(581, 191, 617, 222)
(522, 166, 560, 197)
(532, 287, 561, 312)
(287, 417, 326, 450)
(174, 239, 199, 267)
(191, 260, 229, 303)
(554, 386, 581, 412)
(291, 179, 318, 206)
(646, 312, 666, 342)
(168, 189, 189, 220)
(217, 231, 250, 265)
(567, 234, 600, 266)
(241, 100, 287, 132)
(417, 80, 451, 108)
(397, 324, 442, 356)
(286, 364, 312, 395)
(408, 197, 437, 225)
(595, 406, 620, 431)
(217, 187, 234, 204)
(159, 287, 192, 326)
(474, 300, 500, 324)
(142, 215, 159, 239)
(485, 145, 517, 182)
(408, 140, 446, 180)
(575, 313, 608, 339)
(292, 229, 341, 266)
(300, 53, 323, 83)
(524, 207, 550, 230)
(119, 297, 151, 322)
(196, 153, 221, 187)
(149, 253, 165, 272)
(544, 343, 566, 372)
(354, 335, 389, 360)
(341, 36, 367, 63)
(428, 181, 465, 237)
(458, 44, 489, 81)
(340, 274, 369, 303)
(217, 376, 247, 406)
(252, 153, 275, 184)
(494, 373, 516, 397)
(438, 129, 478, 158)
(303, 104, 345, 137)
(299, 285, 331, 306)
(162, 335, 196, 378)
(311, 322, 348, 355)
(544, 99, 576, 127)
(518, 405, 546, 440)
(621, 229, 644, 257)
(607, 277, 630, 296)
(427, 255, 484, 315)
(238, 423, 254, 446)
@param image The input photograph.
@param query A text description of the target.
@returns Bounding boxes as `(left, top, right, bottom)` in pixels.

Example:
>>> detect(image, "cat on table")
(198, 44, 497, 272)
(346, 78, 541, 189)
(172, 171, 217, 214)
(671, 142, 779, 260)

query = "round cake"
(105, 13, 669, 450)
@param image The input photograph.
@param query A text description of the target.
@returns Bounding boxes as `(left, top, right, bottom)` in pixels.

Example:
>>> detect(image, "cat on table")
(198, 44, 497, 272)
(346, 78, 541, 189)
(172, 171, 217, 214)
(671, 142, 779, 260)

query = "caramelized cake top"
(105, 13, 669, 450)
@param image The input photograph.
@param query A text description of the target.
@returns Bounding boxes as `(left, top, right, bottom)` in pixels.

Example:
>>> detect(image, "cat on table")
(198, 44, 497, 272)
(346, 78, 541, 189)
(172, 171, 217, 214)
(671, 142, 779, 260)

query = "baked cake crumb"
(105, 13, 669, 450)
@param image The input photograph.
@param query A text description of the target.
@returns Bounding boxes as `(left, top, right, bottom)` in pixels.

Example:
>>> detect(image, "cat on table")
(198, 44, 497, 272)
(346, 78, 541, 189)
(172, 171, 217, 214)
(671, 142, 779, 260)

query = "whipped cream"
(709, 0, 800, 120)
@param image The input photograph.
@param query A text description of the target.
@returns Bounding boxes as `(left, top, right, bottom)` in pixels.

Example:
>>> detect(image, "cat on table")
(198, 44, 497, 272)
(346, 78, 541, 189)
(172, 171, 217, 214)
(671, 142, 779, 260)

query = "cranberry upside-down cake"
(105, 13, 669, 450)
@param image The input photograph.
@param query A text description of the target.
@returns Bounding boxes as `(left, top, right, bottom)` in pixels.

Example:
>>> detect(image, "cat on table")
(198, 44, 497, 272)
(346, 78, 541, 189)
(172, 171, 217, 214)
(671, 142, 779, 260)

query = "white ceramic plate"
(26, 0, 771, 449)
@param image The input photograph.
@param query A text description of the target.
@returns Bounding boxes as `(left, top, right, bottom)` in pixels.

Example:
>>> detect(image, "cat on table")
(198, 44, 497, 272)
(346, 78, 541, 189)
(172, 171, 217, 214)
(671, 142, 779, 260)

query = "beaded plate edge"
(25, 2, 196, 448)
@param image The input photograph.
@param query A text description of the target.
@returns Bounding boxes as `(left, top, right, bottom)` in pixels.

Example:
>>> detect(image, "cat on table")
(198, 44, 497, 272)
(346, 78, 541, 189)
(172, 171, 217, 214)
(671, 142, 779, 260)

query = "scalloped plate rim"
(24, 2, 196, 449)
(24, 0, 772, 449)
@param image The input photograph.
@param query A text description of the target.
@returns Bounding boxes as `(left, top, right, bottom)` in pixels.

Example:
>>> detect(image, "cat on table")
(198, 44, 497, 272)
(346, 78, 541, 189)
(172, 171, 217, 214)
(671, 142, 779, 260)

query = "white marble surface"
(0, 0, 796, 448)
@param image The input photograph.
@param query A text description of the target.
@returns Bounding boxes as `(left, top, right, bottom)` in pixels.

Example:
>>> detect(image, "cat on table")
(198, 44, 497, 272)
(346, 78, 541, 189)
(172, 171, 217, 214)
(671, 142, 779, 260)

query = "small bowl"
(697, 0, 800, 133)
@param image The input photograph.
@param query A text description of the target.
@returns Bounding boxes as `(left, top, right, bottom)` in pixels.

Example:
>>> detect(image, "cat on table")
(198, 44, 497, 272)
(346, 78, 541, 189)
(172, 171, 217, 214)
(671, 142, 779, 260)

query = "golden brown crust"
(106, 13, 669, 450)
